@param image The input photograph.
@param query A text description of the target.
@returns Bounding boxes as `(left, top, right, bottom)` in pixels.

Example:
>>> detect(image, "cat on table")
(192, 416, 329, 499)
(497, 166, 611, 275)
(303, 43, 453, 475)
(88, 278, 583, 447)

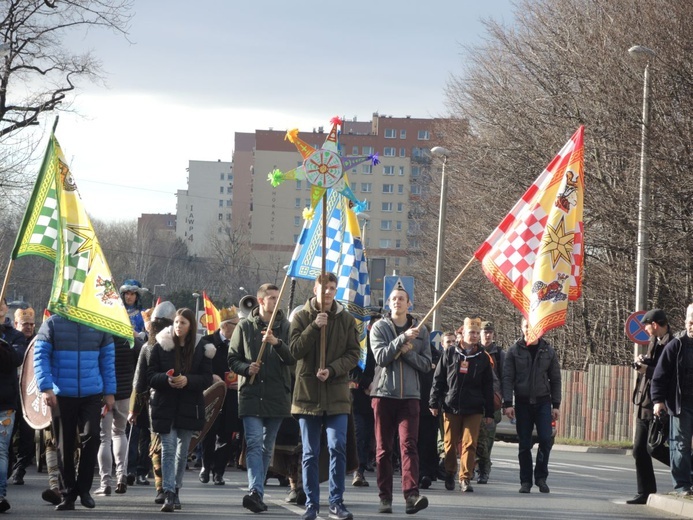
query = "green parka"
(290, 298, 360, 416)
(228, 307, 293, 418)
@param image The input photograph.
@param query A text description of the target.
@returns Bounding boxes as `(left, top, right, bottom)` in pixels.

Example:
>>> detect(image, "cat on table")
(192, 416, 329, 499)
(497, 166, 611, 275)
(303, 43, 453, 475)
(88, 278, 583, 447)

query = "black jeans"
(353, 411, 374, 474)
(54, 394, 102, 499)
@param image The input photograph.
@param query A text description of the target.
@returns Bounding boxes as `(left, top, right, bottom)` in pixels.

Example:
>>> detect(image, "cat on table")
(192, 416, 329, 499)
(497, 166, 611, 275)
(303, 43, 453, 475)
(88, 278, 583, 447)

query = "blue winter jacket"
(34, 315, 117, 397)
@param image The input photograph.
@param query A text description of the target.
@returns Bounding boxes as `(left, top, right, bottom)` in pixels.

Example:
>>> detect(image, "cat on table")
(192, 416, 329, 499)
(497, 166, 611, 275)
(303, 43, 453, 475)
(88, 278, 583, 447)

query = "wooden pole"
(394, 255, 477, 359)
(248, 273, 291, 385)
(0, 259, 15, 304)
(319, 192, 327, 370)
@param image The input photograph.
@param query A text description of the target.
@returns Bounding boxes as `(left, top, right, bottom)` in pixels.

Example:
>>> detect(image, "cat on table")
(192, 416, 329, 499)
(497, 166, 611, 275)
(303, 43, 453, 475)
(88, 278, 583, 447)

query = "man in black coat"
(198, 306, 241, 485)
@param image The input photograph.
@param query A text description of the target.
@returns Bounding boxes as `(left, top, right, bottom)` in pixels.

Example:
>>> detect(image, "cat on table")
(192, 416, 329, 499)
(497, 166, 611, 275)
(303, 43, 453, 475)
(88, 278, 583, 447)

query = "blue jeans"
(242, 416, 283, 499)
(160, 426, 194, 492)
(298, 414, 348, 510)
(670, 402, 693, 491)
(0, 409, 16, 499)
(515, 401, 554, 484)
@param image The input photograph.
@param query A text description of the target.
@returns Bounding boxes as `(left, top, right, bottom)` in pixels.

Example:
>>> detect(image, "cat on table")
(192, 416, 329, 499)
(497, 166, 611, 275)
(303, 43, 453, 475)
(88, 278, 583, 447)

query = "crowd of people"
(4, 279, 691, 517)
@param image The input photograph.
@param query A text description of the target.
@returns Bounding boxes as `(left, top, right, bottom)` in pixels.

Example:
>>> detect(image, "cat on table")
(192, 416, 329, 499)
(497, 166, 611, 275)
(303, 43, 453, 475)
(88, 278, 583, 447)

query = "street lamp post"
(629, 44, 656, 356)
(192, 292, 201, 321)
(430, 146, 451, 333)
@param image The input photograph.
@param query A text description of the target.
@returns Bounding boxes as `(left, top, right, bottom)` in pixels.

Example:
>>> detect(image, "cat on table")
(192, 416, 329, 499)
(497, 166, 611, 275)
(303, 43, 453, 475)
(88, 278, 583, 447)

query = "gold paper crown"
(141, 307, 154, 322)
(220, 306, 240, 324)
(14, 307, 35, 322)
(463, 317, 481, 332)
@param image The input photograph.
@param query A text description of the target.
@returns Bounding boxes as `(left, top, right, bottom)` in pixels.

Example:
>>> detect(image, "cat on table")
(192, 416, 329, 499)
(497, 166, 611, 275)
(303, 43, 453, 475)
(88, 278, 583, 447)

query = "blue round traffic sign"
(625, 310, 650, 345)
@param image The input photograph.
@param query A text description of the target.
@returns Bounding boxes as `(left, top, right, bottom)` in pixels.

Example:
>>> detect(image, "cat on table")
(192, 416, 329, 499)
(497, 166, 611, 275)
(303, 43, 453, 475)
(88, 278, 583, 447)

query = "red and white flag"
(474, 127, 584, 343)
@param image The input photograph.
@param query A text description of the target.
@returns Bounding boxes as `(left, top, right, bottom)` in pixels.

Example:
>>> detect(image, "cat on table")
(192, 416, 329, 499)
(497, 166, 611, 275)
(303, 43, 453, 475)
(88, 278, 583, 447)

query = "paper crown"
(220, 306, 240, 324)
(141, 307, 154, 322)
(14, 307, 35, 322)
(463, 317, 481, 332)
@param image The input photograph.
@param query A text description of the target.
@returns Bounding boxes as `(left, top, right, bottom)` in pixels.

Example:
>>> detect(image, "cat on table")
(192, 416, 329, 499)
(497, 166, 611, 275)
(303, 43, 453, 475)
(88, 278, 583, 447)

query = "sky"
(43, 0, 517, 222)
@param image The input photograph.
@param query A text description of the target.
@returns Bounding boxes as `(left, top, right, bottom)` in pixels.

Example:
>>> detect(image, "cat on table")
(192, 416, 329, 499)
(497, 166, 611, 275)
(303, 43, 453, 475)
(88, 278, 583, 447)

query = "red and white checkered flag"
(474, 127, 584, 343)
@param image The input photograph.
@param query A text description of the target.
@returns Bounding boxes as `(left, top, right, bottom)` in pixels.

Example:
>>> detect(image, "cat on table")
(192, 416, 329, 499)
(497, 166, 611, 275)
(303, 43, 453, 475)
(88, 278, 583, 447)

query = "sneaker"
(477, 473, 489, 484)
(302, 505, 319, 520)
(116, 482, 127, 494)
(519, 482, 532, 493)
(329, 501, 353, 520)
(296, 488, 307, 506)
(126, 473, 136, 486)
(444, 473, 455, 491)
(419, 475, 432, 489)
(405, 494, 428, 514)
(0, 499, 10, 513)
(94, 485, 112, 496)
(12, 468, 25, 485)
(154, 489, 166, 504)
(173, 489, 181, 510)
(536, 479, 550, 493)
(243, 491, 266, 513)
(199, 469, 210, 483)
(378, 498, 393, 514)
(668, 489, 693, 497)
(285, 488, 300, 503)
(352, 471, 369, 487)
(460, 479, 474, 493)
(136, 475, 150, 485)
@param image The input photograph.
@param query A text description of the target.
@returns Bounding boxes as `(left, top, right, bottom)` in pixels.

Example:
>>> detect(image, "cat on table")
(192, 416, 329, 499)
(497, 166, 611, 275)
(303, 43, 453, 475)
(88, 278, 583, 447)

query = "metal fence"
(557, 364, 634, 443)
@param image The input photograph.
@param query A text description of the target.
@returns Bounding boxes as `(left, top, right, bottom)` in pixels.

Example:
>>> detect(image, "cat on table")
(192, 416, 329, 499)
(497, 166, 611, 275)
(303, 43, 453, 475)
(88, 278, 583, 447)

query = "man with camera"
(627, 308, 672, 505)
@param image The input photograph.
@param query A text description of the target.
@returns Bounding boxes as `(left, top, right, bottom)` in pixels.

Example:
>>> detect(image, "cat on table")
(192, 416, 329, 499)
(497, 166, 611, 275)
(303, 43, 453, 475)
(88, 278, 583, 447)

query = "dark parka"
(290, 298, 360, 416)
(147, 326, 214, 433)
(429, 345, 495, 418)
(113, 335, 142, 401)
(633, 328, 671, 420)
(228, 307, 293, 418)
(651, 332, 693, 417)
(502, 337, 561, 409)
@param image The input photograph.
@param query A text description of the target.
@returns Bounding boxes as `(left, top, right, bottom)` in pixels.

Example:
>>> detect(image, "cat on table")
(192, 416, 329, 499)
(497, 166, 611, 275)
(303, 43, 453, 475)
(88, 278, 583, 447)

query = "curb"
(648, 493, 693, 517)
(551, 444, 631, 455)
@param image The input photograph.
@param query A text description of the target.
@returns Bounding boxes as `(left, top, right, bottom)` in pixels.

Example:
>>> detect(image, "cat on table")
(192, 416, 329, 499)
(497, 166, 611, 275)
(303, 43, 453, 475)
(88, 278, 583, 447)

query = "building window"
(218, 213, 223, 220)
(296, 180, 302, 190)
(352, 146, 359, 155)
(294, 234, 299, 242)
(397, 202, 404, 212)
(362, 165, 372, 174)
(365, 200, 372, 211)
(400, 129, 406, 139)
(396, 221, 402, 230)
(418, 130, 430, 140)
(409, 238, 419, 248)
(363, 146, 374, 155)
(219, 173, 224, 180)
(412, 166, 421, 177)
(395, 239, 401, 248)
(399, 166, 405, 176)
(381, 220, 392, 231)
(295, 198, 301, 208)
(219, 186, 224, 193)
(383, 184, 394, 194)
(382, 202, 393, 212)
(227, 173, 233, 180)
(383, 147, 396, 157)
(384, 128, 396, 138)
(294, 216, 301, 226)
(226, 199, 232, 207)
(361, 183, 372, 193)
(398, 184, 404, 194)
(227, 186, 232, 193)
(305, 198, 311, 207)
(411, 185, 422, 195)
(399, 148, 406, 157)
(219, 200, 223, 207)
(226, 214, 231, 221)
(379, 239, 392, 248)
(383, 165, 395, 176)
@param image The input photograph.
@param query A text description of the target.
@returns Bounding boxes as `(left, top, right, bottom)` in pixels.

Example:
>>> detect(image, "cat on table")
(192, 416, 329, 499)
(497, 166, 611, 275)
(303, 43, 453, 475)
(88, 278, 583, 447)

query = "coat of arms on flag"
(474, 126, 584, 343)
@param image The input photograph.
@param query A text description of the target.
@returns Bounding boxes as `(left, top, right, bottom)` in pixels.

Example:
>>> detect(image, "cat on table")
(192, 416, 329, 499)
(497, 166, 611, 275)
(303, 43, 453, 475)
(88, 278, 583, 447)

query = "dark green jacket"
(228, 307, 293, 418)
(290, 298, 360, 416)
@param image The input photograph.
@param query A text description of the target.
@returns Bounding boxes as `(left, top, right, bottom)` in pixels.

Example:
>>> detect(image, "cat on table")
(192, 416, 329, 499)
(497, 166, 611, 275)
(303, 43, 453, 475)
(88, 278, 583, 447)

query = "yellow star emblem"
(540, 218, 574, 269)
(67, 224, 99, 271)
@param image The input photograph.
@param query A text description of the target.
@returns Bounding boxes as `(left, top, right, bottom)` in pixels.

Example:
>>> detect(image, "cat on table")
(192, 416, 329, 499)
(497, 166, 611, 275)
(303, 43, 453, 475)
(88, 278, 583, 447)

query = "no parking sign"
(625, 310, 650, 345)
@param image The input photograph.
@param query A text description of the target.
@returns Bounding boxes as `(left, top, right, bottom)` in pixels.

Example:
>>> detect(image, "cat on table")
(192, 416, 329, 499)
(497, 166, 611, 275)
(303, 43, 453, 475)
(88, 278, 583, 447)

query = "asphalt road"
(1, 443, 681, 519)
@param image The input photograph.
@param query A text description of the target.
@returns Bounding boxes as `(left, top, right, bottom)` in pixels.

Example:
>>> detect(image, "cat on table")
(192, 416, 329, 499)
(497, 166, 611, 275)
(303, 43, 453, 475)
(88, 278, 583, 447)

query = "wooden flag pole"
(394, 255, 477, 359)
(0, 260, 15, 304)
(248, 272, 291, 385)
(319, 191, 328, 370)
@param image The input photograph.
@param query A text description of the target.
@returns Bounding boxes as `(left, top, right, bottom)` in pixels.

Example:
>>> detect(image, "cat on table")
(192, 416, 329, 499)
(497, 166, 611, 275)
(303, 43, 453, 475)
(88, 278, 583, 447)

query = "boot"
(174, 488, 181, 510)
(160, 491, 174, 513)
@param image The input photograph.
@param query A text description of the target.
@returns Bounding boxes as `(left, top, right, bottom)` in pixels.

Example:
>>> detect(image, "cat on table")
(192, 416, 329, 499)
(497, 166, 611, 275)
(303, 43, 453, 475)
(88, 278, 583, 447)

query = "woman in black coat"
(147, 308, 214, 512)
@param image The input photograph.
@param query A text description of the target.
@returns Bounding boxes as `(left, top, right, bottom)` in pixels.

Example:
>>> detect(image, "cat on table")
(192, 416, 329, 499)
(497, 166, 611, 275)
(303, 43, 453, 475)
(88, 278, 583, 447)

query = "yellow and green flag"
(12, 134, 133, 340)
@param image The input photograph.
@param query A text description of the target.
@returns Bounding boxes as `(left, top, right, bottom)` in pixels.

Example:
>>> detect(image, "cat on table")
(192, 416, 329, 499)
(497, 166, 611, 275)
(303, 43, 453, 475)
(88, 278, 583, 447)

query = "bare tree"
(414, 0, 693, 367)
